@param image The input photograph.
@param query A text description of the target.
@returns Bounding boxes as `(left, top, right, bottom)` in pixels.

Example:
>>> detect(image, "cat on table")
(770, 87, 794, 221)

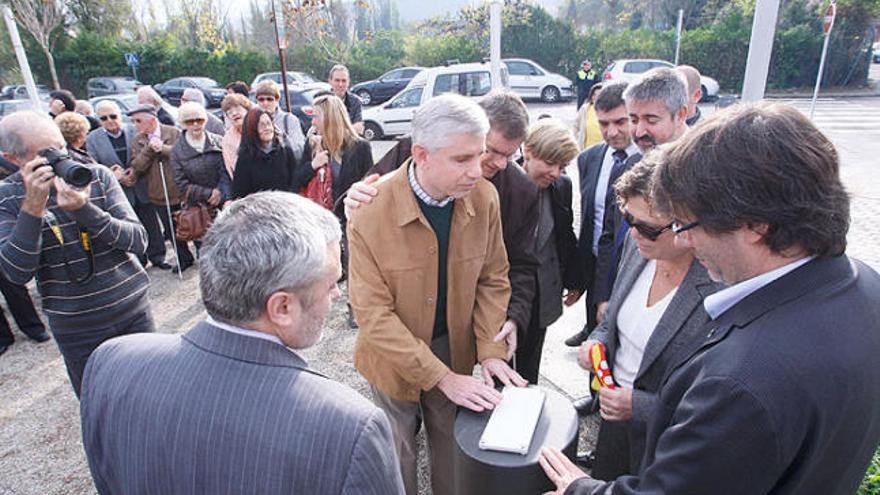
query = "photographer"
(0, 111, 152, 397)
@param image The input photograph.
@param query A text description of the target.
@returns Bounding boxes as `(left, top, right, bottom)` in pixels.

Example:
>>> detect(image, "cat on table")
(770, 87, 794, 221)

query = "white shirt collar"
(206, 316, 285, 347)
(703, 256, 814, 320)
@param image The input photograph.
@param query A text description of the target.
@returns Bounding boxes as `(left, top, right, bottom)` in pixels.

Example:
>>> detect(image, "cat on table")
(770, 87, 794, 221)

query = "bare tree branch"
(7, 0, 65, 89)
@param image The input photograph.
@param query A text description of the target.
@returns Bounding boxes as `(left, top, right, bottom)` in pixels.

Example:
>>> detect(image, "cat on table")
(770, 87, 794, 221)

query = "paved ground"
(1, 89, 879, 494)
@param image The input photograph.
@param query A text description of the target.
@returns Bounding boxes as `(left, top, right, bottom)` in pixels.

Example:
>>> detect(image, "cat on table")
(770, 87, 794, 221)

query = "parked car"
(87, 77, 142, 98)
(602, 59, 720, 102)
(89, 93, 179, 124)
(250, 71, 331, 93)
(154, 77, 226, 107)
(503, 58, 574, 103)
(0, 98, 49, 117)
(351, 67, 424, 106)
(249, 87, 324, 135)
(0, 84, 51, 101)
(362, 61, 510, 141)
(873, 42, 880, 63)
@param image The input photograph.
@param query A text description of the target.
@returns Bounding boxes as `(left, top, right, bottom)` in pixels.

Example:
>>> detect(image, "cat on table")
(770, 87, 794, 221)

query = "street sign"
(125, 52, 139, 67)
(823, 2, 836, 35)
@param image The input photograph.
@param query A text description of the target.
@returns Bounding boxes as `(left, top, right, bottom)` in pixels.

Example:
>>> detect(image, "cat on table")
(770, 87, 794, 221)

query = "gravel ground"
(0, 265, 598, 495)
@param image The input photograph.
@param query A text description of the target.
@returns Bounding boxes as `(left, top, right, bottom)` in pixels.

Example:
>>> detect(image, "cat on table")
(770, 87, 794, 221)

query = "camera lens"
(39, 148, 94, 188)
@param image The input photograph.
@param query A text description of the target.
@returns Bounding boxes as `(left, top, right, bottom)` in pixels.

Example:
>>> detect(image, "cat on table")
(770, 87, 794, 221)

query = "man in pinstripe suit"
(80, 192, 404, 495)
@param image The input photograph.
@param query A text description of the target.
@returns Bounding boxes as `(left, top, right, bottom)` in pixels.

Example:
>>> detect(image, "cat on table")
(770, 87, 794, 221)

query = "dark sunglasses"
(182, 118, 206, 125)
(672, 220, 701, 235)
(99, 114, 119, 121)
(623, 211, 673, 241)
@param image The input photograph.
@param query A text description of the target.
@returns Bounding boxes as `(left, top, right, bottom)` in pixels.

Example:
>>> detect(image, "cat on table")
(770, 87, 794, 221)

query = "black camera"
(39, 148, 93, 188)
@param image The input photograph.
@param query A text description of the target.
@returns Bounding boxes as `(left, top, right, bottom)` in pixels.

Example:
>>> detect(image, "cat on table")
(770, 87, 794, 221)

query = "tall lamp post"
(271, 0, 292, 113)
(489, 0, 502, 90)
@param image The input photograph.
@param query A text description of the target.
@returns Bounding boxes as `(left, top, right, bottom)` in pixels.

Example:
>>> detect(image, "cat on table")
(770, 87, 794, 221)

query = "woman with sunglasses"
(231, 107, 310, 199)
(573, 148, 723, 481)
(169, 102, 230, 266)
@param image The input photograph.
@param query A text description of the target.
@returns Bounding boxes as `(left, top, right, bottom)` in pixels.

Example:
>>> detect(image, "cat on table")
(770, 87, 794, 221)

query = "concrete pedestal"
(453, 387, 578, 495)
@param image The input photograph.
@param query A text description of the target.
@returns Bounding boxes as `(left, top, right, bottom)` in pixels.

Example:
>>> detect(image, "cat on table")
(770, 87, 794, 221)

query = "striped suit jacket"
(80, 321, 405, 495)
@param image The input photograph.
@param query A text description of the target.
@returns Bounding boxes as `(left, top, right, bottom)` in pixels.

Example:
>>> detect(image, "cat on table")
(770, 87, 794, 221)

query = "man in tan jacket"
(128, 105, 194, 273)
(348, 94, 527, 495)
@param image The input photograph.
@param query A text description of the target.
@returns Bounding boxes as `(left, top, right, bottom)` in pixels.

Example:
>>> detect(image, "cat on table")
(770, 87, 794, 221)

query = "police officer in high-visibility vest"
(576, 59, 599, 110)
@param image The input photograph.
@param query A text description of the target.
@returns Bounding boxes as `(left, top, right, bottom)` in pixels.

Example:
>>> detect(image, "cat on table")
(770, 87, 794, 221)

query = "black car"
(249, 87, 324, 135)
(350, 67, 423, 106)
(154, 77, 226, 107)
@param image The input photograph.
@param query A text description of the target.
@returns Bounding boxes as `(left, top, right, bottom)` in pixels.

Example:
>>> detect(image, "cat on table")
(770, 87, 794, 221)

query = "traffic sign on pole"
(810, 1, 836, 119)
(125, 52, 139, 67)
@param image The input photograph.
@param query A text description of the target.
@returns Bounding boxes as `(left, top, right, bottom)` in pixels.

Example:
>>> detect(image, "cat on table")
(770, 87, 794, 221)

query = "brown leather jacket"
(130, 124, 181, 205)
(348, 163, 510, 402)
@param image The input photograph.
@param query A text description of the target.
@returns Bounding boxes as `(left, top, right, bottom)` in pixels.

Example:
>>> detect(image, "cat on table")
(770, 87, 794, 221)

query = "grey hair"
(411, 94, 489, 153)
(478, 89, 529, 141)
(94, 100, 121, 114)
(623, 68, 688, 116)
(137, 86, 164, 106)
(0, 110, 55, 159)
(181, 88, 206, 106)
(199, 191, 342, 325)
(328, 64, 349, 80)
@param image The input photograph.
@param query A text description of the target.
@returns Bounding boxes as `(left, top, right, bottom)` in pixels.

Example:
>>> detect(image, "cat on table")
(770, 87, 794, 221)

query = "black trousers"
(155, 203, 194, 265)
(0, 275, 45, 346)
(132, 199, 166, 264)
(592, 418, 633, 480)
(515, 303, 547, 384)
(53, 310, 155, 398)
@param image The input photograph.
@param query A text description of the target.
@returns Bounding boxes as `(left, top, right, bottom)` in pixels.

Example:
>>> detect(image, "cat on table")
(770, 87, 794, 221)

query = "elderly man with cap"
(87, 100, 169, 270)
(0, 110, 152, 396)
(129, 104, 195, 273)
(180, 88, 226, 136)
(576, 60, 599, 110)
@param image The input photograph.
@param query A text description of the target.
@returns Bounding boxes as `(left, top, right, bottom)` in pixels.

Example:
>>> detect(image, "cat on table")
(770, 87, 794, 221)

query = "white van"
(362, 62, 510, 141)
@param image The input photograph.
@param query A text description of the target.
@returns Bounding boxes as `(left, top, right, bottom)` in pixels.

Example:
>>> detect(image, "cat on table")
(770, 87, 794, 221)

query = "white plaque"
(478, 386, 546, 455)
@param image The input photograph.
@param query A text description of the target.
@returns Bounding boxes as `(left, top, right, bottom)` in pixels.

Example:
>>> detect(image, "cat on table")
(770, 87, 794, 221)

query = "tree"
(65, 0, 132, 36)
(7, 0, 65, 89)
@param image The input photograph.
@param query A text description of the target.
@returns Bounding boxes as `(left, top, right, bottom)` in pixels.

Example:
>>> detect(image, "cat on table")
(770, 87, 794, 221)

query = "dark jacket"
(301, 138, 373, 220)
(568, 255, 880, 495)
(594, 153, 642, 303)
(170, 131, 231, 205)
(490, 163, 540, 333)
(532, 175, 587, 329)
(576, 143, 608, 293)
(231, 141, 309, 199)
(157, 107, 175, 127)
(371, 135, 412, 176)
(587, 237, 722, 477)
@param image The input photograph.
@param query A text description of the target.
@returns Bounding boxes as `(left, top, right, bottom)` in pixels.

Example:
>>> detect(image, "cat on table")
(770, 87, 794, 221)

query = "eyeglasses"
(623, 211, 673, 241)
(99, 114, 119, 121)
(256, 96, 276, 102)
(182, 118, 206, 125)
(672, 220, 701, 235)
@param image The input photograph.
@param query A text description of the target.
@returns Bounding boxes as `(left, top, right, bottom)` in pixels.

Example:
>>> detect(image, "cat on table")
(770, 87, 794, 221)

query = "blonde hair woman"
(306, 94, 373, 220)
(574, 83, 604, 151)
(500, 118, 585, 383)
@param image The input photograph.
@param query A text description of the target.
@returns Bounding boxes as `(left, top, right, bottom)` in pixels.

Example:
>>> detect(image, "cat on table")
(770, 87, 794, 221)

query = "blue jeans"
(53, 310, 155, 398)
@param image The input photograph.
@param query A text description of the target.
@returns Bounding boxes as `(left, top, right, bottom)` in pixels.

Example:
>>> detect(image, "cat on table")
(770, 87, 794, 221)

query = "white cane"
(157, 159, 183, 281)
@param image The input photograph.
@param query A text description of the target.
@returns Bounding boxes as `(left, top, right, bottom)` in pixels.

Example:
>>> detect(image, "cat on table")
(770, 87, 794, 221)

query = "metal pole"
(809, 33, 832, 119)
(674, 9, 683, 65)
(271, 0, 292, 113)
(157, 160, 184, 281)
(741, 0, 781, 102)
(489, 0, 502, 90)
(131, 64, 138, 81)
(2, 6, 40, 107)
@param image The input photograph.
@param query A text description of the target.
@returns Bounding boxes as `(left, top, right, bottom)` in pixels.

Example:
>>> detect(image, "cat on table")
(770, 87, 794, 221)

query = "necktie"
(606, 149, 628, 206)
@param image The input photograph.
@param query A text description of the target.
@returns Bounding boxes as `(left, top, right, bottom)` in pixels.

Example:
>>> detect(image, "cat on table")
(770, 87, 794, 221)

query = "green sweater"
(416, 197, 454, 340)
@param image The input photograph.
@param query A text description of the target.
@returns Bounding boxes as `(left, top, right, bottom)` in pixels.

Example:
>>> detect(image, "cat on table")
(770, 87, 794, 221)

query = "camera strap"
(45, 212, 96, 285)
